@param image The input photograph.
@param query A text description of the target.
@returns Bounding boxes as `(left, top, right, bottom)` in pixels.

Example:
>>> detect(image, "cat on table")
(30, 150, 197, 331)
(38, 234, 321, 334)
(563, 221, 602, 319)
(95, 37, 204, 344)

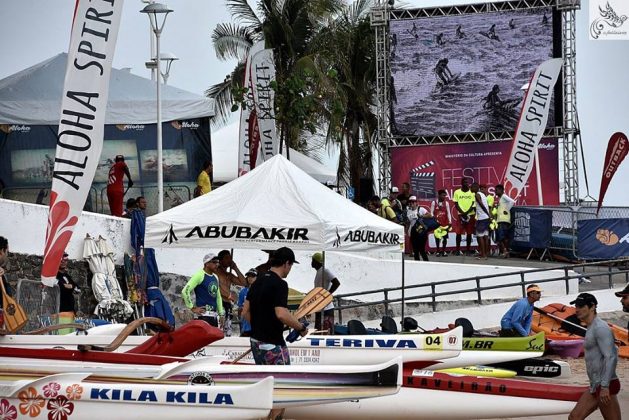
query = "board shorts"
(495, 222, 511, 242)
(475, 219, 490, 237)
(250, 338, 291, 365)
(455, 215, 476, 235)
(591, 378, 621, 397)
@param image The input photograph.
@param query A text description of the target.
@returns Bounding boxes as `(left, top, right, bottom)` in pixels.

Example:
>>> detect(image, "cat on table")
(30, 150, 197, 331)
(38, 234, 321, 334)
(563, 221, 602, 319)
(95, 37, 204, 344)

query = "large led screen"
(390, 7, 559, 137)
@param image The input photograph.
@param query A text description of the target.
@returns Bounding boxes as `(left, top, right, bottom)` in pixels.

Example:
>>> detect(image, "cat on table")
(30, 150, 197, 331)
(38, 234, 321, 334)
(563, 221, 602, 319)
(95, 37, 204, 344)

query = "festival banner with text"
(390, 139, 559, 212)
(41, 0, 124, 285)
(237, 41, 263, 176)
(597, 132, 628, 214)
(250, 47, 278, 162)
(504, 58, 563, 198)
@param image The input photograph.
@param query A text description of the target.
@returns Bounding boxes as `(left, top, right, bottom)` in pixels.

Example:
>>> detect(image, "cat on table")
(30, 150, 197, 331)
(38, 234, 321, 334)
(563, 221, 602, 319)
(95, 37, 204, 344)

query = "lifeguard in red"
(106, 155, 133, 217)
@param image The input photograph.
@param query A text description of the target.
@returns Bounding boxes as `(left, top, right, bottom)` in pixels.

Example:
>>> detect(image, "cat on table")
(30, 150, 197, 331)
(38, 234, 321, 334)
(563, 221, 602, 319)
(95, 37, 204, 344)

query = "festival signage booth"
(144, 155, 405, 316)
(0, 53, 214, 215)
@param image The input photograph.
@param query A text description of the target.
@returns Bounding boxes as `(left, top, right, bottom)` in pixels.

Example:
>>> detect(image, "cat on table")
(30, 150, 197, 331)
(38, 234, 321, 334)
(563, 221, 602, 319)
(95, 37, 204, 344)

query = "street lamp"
(145, 52, 179, 85)
(141, 2, 173, 213)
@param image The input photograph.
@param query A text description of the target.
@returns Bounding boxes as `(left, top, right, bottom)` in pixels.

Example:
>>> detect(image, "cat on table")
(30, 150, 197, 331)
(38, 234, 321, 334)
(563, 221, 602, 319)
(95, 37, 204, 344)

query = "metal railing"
(333, 258, 629, 324)
(1, 186, 98, 212)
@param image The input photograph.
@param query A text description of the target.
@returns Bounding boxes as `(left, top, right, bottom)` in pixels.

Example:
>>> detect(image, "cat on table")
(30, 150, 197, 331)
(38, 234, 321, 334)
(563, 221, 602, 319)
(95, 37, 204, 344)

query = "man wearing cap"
(569, 293, 621, 420)
(242, 247, 308, 365)
(182, 253, 224, 328)
(616, 284, 629, 313)
(56, 253, 80, 314)
(237, 269, 257, 337)
(311, 252, 341, 333)
(499, 284, 542, 337)
(106, 155, 133, 217)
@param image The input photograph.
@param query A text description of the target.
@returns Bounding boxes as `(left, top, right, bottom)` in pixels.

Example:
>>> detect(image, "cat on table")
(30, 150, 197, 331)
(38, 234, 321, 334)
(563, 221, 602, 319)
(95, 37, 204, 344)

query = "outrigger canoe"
(0, 373, 273, 419)
(284, 369, 585, 419)
(202, 328, 463, 365)
(0, 348, 402, 408)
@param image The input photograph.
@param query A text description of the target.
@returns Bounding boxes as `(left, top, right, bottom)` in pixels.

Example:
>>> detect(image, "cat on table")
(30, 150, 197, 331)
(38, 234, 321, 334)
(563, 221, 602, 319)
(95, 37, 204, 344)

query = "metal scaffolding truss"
(559, 1, 581, 205)
(372, 0, 582, 203)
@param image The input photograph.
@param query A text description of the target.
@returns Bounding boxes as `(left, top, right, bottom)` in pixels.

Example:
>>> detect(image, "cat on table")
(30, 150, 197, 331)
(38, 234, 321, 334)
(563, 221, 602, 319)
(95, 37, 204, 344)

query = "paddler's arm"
(510, 300, 530, 336)
(242, 299, 251, 323)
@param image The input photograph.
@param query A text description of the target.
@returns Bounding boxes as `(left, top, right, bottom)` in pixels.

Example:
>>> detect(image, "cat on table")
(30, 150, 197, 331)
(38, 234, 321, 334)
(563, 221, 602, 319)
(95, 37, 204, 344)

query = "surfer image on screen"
(434, 58, 453, 85)
(569, 293, 621, 420)
(499, 284, 542, 337)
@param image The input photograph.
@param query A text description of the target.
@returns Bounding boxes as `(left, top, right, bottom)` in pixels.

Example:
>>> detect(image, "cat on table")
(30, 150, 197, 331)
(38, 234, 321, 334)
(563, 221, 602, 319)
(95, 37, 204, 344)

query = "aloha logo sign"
(590, 1, 628, 40)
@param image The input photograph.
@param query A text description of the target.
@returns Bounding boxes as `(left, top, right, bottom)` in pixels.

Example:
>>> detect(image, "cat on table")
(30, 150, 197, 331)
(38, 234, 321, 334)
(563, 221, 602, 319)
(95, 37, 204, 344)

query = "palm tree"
(207, 0, 342, 137)
(313, 0, 377, 201)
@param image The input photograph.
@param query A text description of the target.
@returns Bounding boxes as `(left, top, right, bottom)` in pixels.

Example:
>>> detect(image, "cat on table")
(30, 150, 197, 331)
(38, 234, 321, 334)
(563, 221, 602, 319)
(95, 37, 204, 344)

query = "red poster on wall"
(391, 139, 559, 209)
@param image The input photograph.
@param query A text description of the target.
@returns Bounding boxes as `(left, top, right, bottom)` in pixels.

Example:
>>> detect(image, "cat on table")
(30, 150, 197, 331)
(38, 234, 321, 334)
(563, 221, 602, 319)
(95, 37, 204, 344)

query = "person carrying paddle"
(569, 293, 621, 420)
(310, 252, 340, 333)
(0, 236, 13, 329)
(499, 284, 542, 337)
(182, 253, 225, 328)
(242, 247, 307, 365)
(215, 250, 248, 337)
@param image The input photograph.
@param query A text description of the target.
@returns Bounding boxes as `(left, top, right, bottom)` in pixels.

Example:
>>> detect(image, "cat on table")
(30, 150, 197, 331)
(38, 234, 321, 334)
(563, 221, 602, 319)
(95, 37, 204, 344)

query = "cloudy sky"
(1, 0, 628, 205)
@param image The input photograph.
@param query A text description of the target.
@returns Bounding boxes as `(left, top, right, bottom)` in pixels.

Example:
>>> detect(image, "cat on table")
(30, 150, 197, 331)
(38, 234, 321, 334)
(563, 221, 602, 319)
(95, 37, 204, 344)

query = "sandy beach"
(503, 311, 629, 419)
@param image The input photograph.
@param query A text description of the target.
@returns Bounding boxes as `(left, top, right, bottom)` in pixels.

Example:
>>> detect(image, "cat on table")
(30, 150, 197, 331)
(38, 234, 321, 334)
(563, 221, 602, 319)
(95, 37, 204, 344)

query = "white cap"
(409, 195, 417, 201)
(203, 253, 218, 264)
(391, 187, 399, 193)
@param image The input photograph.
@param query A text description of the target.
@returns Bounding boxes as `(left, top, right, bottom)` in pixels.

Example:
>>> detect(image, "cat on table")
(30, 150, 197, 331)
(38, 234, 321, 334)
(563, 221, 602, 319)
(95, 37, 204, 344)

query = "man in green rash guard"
(182, 253, 225, 328)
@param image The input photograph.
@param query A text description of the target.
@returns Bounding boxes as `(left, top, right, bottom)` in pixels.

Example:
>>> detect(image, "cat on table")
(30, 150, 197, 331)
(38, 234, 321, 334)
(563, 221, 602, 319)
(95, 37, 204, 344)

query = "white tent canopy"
(0, 53, 214, 125)
(145, 155, 402, 253)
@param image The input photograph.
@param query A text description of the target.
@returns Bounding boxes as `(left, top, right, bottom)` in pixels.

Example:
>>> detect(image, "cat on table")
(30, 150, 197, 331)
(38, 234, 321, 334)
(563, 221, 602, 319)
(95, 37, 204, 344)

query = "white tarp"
(0, 53, 214, 125)
(145, 155, 402, 253)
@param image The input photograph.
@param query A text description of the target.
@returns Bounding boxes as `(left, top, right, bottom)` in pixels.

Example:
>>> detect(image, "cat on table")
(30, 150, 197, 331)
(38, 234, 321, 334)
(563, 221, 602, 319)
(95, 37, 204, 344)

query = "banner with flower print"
(41, 0, 125, 286)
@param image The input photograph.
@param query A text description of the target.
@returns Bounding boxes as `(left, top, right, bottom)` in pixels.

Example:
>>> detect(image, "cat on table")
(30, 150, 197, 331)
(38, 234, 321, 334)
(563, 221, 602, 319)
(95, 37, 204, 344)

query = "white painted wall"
(1, 198, 577, 300)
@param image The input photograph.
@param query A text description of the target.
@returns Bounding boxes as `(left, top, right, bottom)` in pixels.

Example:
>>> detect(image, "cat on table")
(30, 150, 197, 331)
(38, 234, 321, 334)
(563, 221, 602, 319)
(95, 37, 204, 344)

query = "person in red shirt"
(106, 155, 133, 217)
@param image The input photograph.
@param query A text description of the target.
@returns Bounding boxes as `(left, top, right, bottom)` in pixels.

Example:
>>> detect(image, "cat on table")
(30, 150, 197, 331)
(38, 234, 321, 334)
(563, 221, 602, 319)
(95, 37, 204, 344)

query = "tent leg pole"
(401, 252, 405, 324)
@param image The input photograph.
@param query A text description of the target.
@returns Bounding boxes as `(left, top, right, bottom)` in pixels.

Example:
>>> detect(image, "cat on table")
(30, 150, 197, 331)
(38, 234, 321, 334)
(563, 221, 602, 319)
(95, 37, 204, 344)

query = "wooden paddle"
(77, 317, 172, 352)
(0, 276, 27, 334)
(231, 287, 333, 364)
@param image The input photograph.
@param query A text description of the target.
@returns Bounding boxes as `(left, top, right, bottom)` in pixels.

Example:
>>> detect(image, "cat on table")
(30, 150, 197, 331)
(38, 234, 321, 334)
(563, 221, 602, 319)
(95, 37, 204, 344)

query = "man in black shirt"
(56, 253, 80, 313)
(242, 247, 307, 365)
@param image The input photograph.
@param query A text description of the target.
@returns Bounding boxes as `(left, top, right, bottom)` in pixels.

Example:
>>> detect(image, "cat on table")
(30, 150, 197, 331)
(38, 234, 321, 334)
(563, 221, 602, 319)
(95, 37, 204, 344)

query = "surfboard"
(438, 365, 517, 378)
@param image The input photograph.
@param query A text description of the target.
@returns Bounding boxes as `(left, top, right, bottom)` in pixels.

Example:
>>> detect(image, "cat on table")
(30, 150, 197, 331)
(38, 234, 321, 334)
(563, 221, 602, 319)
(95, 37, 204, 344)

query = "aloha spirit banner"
(250, 47, 278, 162)
(504, 58, 563, 198)
(41, 0, 124, 285)
(237, 40, 264, 176)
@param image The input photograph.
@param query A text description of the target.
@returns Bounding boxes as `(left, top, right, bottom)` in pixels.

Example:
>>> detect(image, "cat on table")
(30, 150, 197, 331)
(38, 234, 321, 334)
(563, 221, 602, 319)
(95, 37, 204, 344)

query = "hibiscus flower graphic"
(65, 384, 83, 401)
(0, 399, 17, 420)
(18, 387, 44, 417)
(43, 382, 61, 398)
(47, 396, 74, 420)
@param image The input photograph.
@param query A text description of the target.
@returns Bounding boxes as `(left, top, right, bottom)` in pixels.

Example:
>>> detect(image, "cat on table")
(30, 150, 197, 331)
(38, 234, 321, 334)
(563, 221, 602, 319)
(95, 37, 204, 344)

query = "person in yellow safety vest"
(480, 185, 497, 253)
(378, 196, 401, 223)
(494, 184, 515, 258)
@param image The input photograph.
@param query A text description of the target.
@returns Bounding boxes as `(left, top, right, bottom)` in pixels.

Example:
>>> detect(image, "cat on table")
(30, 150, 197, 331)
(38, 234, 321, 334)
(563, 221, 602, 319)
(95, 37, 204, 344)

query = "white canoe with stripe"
(0, 373, 273, 419)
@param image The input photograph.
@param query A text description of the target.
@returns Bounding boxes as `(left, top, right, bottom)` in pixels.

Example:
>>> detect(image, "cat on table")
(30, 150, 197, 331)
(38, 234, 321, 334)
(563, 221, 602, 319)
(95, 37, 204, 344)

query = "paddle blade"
(294, 287, 332, 319)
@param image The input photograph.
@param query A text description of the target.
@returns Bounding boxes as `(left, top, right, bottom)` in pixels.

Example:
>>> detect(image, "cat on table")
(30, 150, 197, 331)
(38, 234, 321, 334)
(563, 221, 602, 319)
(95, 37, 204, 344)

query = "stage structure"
(371, 0, 582, 204)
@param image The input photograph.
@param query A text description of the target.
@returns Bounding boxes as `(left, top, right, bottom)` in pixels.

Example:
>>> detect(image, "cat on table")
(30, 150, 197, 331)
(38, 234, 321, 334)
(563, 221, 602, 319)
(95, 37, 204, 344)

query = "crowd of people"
(368, 177, 515, 261)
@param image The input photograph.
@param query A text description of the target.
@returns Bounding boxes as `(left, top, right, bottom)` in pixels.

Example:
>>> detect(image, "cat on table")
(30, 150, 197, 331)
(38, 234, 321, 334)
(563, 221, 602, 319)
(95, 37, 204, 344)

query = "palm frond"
(205, 62, 246, 128)
(212, 23, 255, 61)
(226, 0, 263, 27)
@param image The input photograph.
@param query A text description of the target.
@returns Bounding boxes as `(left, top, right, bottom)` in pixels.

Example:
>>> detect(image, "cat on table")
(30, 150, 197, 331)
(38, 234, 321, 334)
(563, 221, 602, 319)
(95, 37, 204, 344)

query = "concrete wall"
(0, 198, 577, 305)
